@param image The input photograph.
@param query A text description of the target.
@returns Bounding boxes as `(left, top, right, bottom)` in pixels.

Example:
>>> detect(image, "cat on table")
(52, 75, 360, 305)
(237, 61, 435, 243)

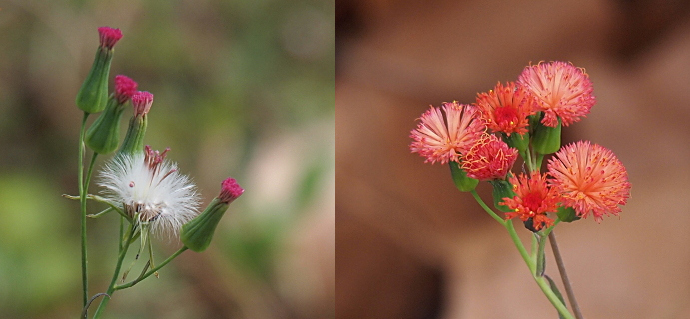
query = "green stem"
(78, 112, 89, 309)
(536, 153, 545, 170)
(530, 233, 538, 261)
(535, 233, 547, 277)
(505, 220, 534, 272)
(468, 175, 573, 318)
(470, 190, 505, 225)
(534, 221, 560, 278)
(119, 216, 124, 253)
(505, 220, 574, 319)
(114, 246, 188, 290)
(524, 147, 535, 172)
(92, 222, 136, 319)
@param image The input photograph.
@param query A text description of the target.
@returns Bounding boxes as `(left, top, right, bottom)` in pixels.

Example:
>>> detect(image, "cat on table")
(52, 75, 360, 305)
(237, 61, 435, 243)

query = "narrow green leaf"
(544, 275, 567, 319)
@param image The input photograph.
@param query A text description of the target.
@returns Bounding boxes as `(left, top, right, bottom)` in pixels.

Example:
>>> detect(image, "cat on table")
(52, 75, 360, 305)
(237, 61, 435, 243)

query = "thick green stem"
(92, 223, 136, 319)
(78, 113, 89, 308)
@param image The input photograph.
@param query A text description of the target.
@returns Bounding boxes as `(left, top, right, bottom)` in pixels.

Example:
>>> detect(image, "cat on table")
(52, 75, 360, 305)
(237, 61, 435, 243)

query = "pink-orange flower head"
(501, 171, 560, 231)
(410, 102, 485, 164)
(461, 134, 518, 180)
(518, 61, 595, 127)
(475, 82, 536, 136)
(547, 141, 631, 222)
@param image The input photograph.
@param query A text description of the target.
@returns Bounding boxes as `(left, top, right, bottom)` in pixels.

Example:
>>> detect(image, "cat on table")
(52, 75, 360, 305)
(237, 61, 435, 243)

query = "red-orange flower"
(461, 134, 518, 180)
(410, 102, 486, 164)
(518, 61, 595, 127)
(547, 141, 631, 222)
(475, 82, 536, 136)
(501, 171, 559, 230)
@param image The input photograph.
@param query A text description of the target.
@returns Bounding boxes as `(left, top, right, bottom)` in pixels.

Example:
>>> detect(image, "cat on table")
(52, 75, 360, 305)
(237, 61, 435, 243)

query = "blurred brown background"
(336, 0, 690, 318)
(0, 0, 334, 318)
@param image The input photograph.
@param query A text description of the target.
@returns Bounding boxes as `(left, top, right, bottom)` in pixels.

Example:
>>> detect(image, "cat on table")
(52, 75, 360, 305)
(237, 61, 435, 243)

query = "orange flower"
(410, 102, 486, 164)
(461, 134, 518, 181)
(518, 61, 595, 127)
(501, 171, 559, 230)
(547, 141, 631, 222)
(475, 82, 536, 136)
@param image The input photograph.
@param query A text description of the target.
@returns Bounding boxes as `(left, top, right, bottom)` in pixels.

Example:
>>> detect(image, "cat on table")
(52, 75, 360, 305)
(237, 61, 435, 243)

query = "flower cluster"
(410, 61, 630, 231)
(73, 25, 247, 318)
(76, 27, 244, 240)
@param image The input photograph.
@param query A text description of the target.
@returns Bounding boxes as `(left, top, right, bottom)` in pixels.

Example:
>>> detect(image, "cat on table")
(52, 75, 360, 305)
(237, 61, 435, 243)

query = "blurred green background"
(0, 0, 334, 318)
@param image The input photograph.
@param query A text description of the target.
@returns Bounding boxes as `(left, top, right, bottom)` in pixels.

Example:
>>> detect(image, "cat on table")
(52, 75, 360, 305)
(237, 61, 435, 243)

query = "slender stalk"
(470, 184, 574, 318)
(524, 146, 535, 172)
(470, 190, 505, 225)
(506, 221, 574, 319)
(78, 113, 90, 308)
(92, 223, 136, 319)
(119, 216, 124, 253)
(504, 220, 534, 272)
(85, 153, 99, 191)
(549, 231, 584, 319)
(81, 129, 100, 317)
(115, 246, 188, 290)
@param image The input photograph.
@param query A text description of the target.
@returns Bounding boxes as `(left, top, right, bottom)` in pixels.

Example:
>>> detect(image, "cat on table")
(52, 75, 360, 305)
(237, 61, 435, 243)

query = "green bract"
(76, 47, 114, 114)
(180, 198, 230, 252)
(532, 119, 562, 155)
(489, 179, 516, 213)
(449, 161, 478, 192)
(85, 96, 125, 154)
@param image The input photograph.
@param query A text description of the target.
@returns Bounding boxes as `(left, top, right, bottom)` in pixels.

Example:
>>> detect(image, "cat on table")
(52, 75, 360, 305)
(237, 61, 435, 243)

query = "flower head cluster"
(98, 27, 123, 50)
(547, 141, 631, 222)
(99, 145, 200, 237)
(475, 82, 536, 136)
(502, 172, 560, 230)
(114, 75, 138, 104)
(461, 134, 518, 181)
(409, 101, 485, 164)
(518, 61, 595, 127)
(410, 61, 630, 229)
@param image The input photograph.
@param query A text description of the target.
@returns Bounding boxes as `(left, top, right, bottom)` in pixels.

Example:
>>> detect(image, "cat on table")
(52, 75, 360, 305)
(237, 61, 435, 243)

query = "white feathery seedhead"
(99, 146, 201, 238)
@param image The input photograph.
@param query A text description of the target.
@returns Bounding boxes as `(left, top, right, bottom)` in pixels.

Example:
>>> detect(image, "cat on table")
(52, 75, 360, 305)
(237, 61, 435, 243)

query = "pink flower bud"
(218, 178, 244, 203)
(98, 27, 123, 50)
(114, 75, 138, 104)
(131, 91, 153, 116)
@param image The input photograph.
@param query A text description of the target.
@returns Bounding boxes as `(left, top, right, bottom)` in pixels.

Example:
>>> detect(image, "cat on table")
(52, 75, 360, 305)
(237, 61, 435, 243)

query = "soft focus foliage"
(0, 0, 334, 318)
